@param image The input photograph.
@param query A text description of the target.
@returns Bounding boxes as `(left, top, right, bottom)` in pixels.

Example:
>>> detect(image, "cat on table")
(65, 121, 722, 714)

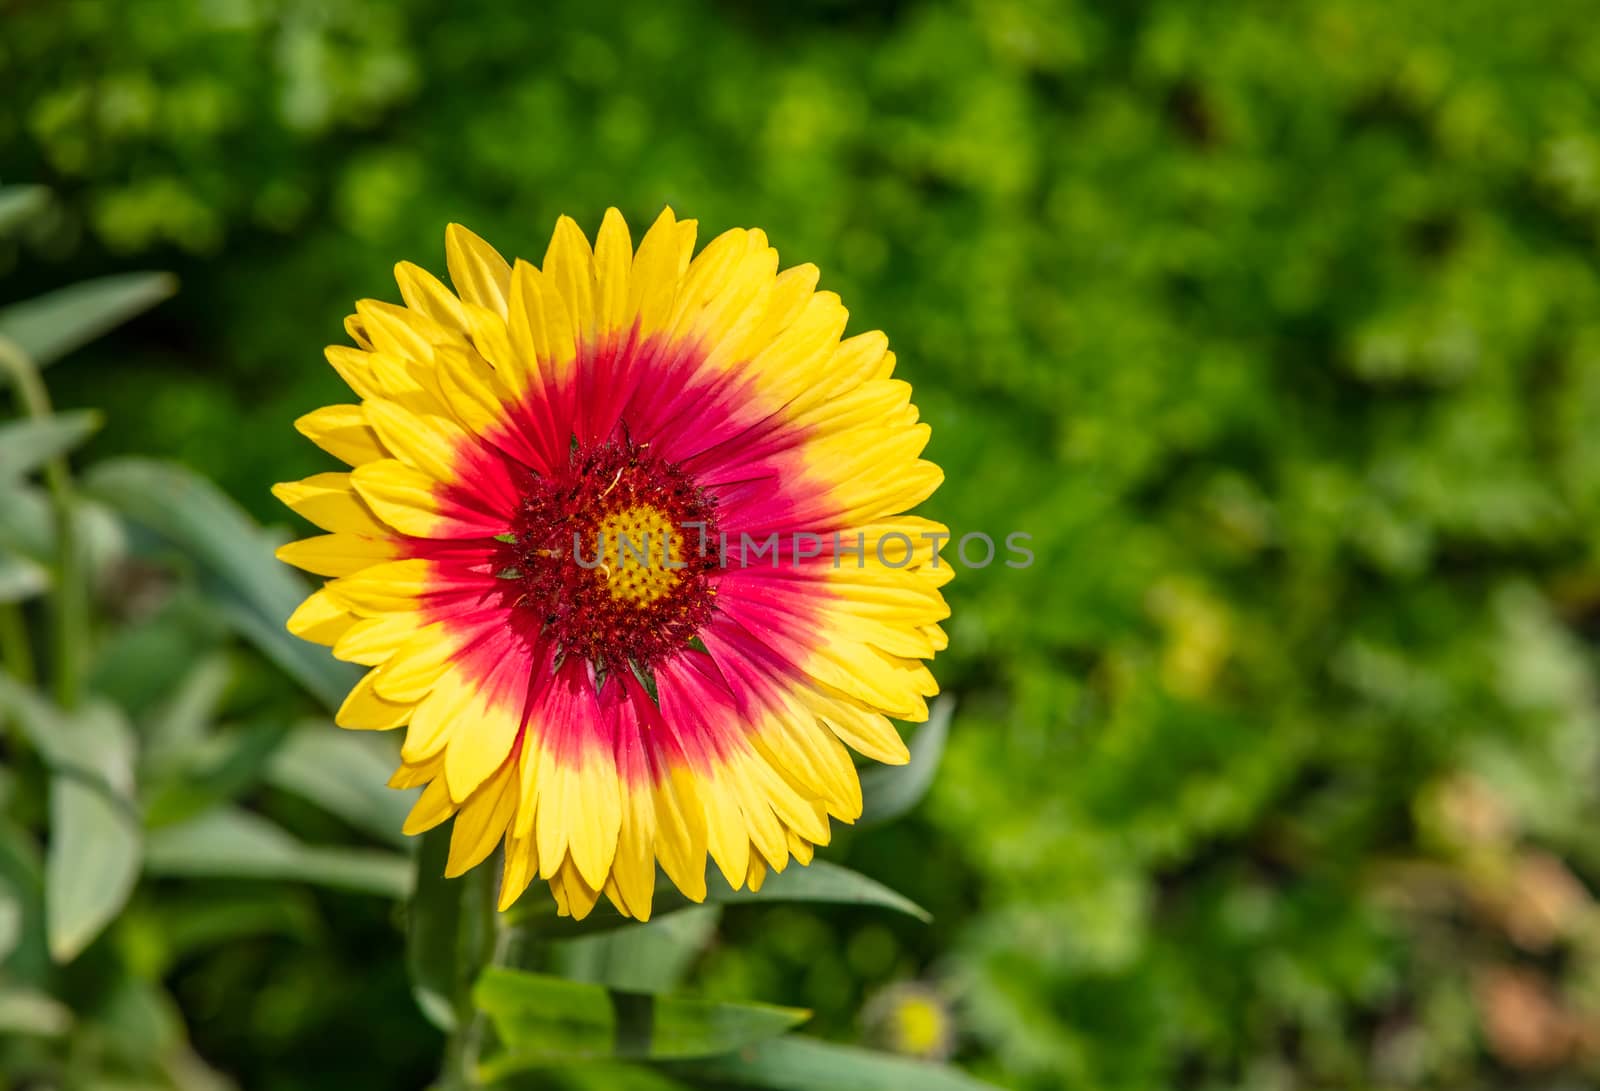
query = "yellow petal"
(275, 534, 397, 578)
(403, 776, 456, 835)
(296, 404, 385, 466)
(629, 207, 695, 338)
(444, 690, 521, 803)
(335, 670, 412, 730)
(445, 763, 518, 877)
(394, 261, 468, 332)
(272, 473, 390, 537)
(445, 223, 512, 316)
(592, 207, 633, 337)
(362, 399, 469, 483)
(543, 215, 596, 339)
(286, 589, 359, 646)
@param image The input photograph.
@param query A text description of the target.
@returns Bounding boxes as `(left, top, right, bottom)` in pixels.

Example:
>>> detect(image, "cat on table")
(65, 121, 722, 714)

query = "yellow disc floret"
(595, 504, 685, 606)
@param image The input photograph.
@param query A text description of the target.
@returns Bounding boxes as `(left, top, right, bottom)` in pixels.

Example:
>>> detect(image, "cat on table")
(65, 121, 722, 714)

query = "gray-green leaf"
(143, 807, 410, 899)
(82, 458, 360, 710)
(0, 272, 176, 367)
(0, 410, 101, 480)
(42, 701, 141, 962)
(265, 724, 411, 848)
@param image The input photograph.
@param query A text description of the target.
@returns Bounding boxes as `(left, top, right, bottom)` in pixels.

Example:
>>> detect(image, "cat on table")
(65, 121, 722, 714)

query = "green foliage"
(6, 0, 1600, 1087)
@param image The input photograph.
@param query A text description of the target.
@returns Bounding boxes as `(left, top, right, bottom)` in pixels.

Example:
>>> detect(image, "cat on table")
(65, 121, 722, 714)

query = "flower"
(864, 982, 957, 1061)
(274, 209, 949, 919)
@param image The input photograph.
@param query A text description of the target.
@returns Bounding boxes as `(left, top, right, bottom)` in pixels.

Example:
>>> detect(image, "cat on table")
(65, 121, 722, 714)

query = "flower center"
(594, 504, 685, 607)
(500, 438, 718, 671)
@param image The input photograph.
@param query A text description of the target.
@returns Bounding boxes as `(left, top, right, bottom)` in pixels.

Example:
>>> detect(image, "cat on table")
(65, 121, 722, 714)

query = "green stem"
(0, 335, 84, 709)
(438, 859, 514, 1090)
(0, 603, 35, 685)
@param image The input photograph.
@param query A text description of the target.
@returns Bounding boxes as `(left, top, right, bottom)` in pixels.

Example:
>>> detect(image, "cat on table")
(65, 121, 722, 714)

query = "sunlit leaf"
(0, 548, 48, 603)
(0, 272, 176, 367)
(660, 1036, 1004, 1090)
(0, 410, 101, 479)
(143, 807, 410, 899)
(515, 859, 930, 937)
(0, 986, 73, 1037)
(83, 458, 360, 710)
(265, 724, 411, 847)
(406, 825, 495, 1032)
(858, 696, 955, 827)
(474, 967, 808, 1074)
(0, 186, 50, 236)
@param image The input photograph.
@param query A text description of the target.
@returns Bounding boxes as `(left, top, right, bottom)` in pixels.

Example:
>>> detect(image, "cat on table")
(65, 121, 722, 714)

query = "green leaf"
(265, 724, 411, 847)
(0, 879, 20, 963)
(143, 807, 411, 899)
(858, 696, 955, 827)
(474, 967, 808, 1074)
(661, 1036, 1004, 1091)
(515, 859, 930, 937)
(88, 590, 227, 718)
(141, 723, 287, 828)
(140, 653, 234, 775)
(82, 458, 360, 710)
(554, 906, 721, 992)
(0, 272, 176, 367)
(0, 482, 126, 586)
(0, 817, 48, 984)
(0, 548, 48, 603)
(42, 700, 141, 962)
(0, 684, 144, 961)
(0, 986, 73, 1037)
(405, 825, 495, 1033)
(0, 410, 101, 479)
(0, 186, 50, 236)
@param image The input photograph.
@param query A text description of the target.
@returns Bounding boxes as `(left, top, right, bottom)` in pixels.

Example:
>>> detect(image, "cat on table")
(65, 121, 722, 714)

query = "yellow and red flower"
(274, 209, 949, 919)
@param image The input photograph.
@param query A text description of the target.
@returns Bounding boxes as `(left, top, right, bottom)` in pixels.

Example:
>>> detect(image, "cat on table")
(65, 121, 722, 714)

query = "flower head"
(275, 209, 949, 919)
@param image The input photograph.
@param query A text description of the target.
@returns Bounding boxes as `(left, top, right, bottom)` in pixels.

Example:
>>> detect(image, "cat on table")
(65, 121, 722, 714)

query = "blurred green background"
(7, 0, 1600, 1086)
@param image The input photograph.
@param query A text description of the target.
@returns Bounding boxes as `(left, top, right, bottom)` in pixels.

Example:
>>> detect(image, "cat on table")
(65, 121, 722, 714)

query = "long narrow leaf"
(0, 272, 176, 367)
(553, 907, 721, 992)
(858, 696, 955, 827)
(0, 186, 50, 236)
(265, 725, 411, 847)
(82, 458, 359, 709)
(143, 807, 410, 899)
(474, 967, 808, 1074)
(661, 1036, 1004, 1091)
(0, 411, 101, 480)
(515, 859, 929, 937)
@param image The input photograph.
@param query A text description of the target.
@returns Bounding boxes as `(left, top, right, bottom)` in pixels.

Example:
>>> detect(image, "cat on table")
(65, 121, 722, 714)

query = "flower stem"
(436, 856, 514, 1090)
(0, 603, 35, 685)
(0, 335, 85, 710)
